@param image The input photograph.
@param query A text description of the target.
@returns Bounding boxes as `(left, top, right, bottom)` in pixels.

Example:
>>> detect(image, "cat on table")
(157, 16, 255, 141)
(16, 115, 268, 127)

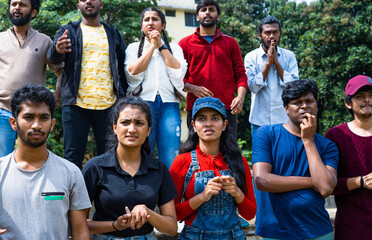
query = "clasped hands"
(201, 176, 244, 203)
(113, 205, 150, 231)
(148, 30, 162, 49)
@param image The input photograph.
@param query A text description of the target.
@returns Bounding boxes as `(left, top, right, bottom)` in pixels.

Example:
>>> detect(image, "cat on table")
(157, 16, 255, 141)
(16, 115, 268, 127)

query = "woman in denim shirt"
(170, 97, 257, 240)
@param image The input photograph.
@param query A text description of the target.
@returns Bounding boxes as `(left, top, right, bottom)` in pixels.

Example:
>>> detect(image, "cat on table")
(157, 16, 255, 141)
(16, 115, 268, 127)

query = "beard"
(80, 4, 100, 19)
(260, 38, 280, 51)
(81, 10, 100, 19)
(353, 104, 372, 118)
(17, 125, 50, 148)
(199, 16, 218, 28)
(8, 10, 32, 26)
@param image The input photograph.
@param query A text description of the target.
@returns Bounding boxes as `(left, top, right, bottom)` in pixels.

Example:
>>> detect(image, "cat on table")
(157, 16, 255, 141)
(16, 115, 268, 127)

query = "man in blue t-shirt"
(252, 79, 339, 240)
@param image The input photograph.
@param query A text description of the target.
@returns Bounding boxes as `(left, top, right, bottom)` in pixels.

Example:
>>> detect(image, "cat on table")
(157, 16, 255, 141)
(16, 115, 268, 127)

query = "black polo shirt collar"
(97, 146, 160, 176)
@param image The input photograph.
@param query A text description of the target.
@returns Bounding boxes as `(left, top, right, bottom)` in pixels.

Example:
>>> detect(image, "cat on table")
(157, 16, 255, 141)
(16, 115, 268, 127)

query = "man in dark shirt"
(325, 75, 372, 239)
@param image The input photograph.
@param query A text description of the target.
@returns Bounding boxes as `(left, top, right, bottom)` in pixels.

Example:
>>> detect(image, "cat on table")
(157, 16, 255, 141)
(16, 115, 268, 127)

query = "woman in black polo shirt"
(82, 97, 178, 240)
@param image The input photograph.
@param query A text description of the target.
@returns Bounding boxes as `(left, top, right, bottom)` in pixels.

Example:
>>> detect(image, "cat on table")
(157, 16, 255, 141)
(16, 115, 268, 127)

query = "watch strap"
(158, 44, 168, 52)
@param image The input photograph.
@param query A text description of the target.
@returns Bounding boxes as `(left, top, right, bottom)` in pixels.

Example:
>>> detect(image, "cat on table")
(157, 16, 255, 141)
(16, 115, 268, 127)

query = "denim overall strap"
(181, 150, 200, 201)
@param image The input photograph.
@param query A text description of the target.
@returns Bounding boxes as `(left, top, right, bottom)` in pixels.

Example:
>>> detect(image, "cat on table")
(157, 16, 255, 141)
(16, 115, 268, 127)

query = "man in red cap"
(325, 75, 372, 240)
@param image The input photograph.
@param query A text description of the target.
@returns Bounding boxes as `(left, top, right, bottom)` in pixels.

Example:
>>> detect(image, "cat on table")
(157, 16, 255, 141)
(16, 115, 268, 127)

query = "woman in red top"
(170, 97, 256, 240)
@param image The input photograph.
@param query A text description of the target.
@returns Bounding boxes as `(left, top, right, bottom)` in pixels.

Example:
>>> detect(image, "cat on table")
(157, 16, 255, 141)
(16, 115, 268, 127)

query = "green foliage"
(218, 0, 371, 161)
(238, 139, 252, 166)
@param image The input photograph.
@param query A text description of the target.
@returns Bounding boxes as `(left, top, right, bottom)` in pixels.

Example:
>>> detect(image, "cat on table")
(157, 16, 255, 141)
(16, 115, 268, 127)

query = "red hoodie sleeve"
(230, 38, 248, 90)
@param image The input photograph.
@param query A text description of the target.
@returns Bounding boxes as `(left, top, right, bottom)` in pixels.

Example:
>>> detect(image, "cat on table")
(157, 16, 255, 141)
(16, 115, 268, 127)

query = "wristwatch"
(158, 44, 168, 52)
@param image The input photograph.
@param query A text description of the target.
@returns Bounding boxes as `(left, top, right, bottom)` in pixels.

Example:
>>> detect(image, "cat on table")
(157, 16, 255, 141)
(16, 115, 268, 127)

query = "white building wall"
(158, 0, 198, 43)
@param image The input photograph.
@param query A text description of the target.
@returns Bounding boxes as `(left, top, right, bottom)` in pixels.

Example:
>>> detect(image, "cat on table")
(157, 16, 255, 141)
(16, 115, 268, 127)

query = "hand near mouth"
(300, 113, 317, 141)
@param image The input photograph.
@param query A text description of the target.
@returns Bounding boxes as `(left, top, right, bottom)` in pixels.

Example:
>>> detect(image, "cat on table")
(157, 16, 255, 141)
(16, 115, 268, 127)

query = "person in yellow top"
(48, 0, 127, 169)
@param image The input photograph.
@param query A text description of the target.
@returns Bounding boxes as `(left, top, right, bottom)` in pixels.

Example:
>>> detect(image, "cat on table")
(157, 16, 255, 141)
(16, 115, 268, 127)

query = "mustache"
(12, 10, 22, 16)
(27, 130, 45, 136)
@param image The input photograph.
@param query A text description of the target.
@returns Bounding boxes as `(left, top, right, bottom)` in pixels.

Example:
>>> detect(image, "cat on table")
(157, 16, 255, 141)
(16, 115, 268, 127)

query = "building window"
(185, 12, 200, 27)
(165, 10, 176, 17)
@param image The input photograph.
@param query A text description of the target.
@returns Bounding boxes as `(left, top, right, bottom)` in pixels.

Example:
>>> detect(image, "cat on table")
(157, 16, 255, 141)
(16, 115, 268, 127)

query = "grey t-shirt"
(0, 151, 91, 240)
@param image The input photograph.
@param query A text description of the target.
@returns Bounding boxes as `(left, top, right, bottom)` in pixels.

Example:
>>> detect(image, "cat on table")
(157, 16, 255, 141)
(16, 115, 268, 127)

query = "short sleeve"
(158, 162, 178, 206)
(252, 125, 273, 165)
(70, 166, 92, 210)
(82, 158, 100, 202)
(318, 136, 339, 171)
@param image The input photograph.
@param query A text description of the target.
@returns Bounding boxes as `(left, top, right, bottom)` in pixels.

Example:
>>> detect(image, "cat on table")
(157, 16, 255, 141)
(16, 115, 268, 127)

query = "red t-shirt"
(169, 145, 256, 226)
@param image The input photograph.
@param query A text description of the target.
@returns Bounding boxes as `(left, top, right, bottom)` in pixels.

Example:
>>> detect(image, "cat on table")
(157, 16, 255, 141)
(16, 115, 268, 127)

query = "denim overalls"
(179, 150, 245, 240)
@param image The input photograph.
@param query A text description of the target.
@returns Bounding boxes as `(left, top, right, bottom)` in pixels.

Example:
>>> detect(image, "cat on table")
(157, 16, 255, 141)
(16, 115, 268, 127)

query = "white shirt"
(125, 40, 187, 102)
(245, 45, 299, 126)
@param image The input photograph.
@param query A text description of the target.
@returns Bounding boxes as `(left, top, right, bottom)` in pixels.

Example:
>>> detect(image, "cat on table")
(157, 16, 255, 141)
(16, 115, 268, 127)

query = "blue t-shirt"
(252, 124, 339, 239)
(202, 35, 214, 44)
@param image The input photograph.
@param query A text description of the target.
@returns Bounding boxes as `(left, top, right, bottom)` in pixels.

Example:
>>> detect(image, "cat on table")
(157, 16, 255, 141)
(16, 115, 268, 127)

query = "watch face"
(159, 44, 168, 51)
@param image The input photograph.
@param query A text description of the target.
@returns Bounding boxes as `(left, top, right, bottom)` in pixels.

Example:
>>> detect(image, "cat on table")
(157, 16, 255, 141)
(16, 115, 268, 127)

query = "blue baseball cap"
(192, 97, 227, 119)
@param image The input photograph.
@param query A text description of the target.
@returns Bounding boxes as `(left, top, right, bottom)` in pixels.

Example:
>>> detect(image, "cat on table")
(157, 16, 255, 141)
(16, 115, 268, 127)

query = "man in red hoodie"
(179, 0, 247, 138)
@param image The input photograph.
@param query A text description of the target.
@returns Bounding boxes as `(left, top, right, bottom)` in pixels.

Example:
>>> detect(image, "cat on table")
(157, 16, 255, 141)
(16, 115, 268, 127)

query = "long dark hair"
(181, 112, 247, 194)
(106, 97, 152, 155)
(133, 7, 184, 101)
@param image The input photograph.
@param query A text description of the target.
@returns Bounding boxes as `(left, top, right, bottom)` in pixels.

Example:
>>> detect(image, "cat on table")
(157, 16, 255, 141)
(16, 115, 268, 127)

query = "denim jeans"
(0, 109, 17, 157)
(62, 105, 111, 169)
(92, 231, 156, 240)
(146, 96, 181, 169)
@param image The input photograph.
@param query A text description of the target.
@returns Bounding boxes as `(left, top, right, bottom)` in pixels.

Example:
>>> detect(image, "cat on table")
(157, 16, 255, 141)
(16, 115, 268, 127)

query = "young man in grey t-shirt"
(0, 84, 91, 240)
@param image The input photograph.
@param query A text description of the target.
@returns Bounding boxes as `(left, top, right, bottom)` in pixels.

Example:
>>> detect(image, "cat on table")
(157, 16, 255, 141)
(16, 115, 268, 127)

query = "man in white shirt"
(245, 16, 299, 137)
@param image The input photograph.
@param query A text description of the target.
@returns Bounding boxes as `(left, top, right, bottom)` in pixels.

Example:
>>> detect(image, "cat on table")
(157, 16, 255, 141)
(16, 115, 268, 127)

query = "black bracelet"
(112, 220, 120, 231)
(360, 176, 364, 190)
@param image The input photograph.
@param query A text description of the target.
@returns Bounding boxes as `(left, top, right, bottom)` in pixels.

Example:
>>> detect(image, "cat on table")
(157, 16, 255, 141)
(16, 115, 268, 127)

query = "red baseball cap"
(345, 75, 372, 97)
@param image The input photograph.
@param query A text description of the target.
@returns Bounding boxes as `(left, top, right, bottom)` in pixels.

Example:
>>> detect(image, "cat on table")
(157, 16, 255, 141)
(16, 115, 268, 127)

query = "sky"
(295, 0, 317, 4)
